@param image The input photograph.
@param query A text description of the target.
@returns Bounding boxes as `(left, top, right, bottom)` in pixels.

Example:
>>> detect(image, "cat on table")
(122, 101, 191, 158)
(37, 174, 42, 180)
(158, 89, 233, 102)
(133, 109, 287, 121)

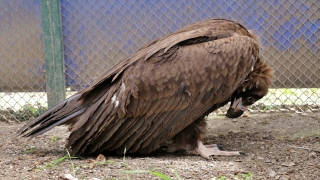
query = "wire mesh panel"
(0, 0, 47, 121)
(0, 0, 319, 122)
(60, 0, 319, 111)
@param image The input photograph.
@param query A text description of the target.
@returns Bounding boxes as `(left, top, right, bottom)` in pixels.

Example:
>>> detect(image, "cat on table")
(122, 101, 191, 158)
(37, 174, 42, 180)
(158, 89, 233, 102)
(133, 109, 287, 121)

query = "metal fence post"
(41, 0, 65, 108)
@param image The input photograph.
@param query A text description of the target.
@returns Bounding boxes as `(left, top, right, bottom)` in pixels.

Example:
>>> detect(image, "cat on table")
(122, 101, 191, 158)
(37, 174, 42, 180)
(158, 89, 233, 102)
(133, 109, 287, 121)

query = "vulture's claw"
(217, 144, 224, 150)
(194, 141, 243, 160)
(239, 151, 246, 156)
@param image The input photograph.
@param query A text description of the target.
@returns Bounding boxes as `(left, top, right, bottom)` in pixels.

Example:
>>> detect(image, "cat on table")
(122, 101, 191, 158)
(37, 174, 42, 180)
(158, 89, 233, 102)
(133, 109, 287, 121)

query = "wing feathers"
(18, 94, 83, 136)
(19, 19, 263, 157)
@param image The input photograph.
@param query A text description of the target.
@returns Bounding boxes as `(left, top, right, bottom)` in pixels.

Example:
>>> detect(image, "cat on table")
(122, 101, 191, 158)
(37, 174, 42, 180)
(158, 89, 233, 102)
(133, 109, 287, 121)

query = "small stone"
(279, 175, 289, 180)
(281, 162, 295, 167)
(286, 169, 294, 174)
(269, 170, 277, 177)
(265, 159, 272, 163)
(308, 152, 317, 158)
(307, 163, 313, 166)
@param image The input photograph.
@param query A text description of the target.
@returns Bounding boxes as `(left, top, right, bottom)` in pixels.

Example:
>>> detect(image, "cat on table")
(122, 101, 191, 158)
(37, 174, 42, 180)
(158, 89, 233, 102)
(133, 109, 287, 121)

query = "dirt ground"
(0, 112, 319, 180)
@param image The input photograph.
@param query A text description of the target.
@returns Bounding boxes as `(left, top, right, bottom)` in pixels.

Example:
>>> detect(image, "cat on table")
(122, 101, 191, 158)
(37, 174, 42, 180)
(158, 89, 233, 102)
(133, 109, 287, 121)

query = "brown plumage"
(18, 19, 274, 159)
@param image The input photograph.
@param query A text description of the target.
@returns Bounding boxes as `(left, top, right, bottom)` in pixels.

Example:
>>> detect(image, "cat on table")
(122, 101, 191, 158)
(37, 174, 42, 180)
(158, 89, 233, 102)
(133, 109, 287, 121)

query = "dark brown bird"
(18, 19, 274, 159)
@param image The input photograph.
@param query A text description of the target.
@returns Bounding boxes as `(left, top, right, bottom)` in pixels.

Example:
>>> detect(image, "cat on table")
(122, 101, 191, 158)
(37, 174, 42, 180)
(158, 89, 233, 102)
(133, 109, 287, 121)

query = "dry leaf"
(89, 154, 106, 169)
(86, 158, 95, 163)
(89, 162, 96, 169)
(96, 154, 106, 162)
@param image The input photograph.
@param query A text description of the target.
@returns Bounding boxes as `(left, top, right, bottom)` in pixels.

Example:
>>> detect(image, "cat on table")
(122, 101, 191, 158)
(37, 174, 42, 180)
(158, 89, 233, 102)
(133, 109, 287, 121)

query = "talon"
(194, 141, 242, 159)
(239, 151, 246, 156)
(217, 144, 224, 150)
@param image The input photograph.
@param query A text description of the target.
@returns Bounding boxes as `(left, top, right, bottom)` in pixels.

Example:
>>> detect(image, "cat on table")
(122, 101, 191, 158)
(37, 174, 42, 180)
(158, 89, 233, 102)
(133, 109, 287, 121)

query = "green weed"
(39, 149, 78, 170)
(23, 144, 39, 154)
(120, 169, 174, 180)
(238, 172, 253, 180)
(50, 136, 59, 142)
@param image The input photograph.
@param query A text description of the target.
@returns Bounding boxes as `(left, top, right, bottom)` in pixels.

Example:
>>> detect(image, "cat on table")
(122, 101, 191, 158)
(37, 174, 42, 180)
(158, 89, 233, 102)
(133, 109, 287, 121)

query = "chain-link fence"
(1, 0, 319, 121)
(0, 0, 48, 121)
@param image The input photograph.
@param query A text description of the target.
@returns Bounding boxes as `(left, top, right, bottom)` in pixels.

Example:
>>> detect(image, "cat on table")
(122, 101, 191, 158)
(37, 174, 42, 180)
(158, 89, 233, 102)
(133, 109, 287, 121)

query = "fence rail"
(0, 0, 319, 121)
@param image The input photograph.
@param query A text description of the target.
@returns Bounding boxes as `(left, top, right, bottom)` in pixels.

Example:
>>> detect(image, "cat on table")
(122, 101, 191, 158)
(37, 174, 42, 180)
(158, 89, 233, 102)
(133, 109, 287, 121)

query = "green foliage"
(238, 172, 253, 180)
(50, 136, 59, 142)
(0, 103, 47, 122)
(211, 172, 253, 180)
(23, 144, 39, 154)
(20, 103, 47, 118)
(123, 146, 127, 162)
(120, 169, 174, 180)
(66, 149, 77, 176)
(39, 149, 78, 170)
(211, 176, 226, 180)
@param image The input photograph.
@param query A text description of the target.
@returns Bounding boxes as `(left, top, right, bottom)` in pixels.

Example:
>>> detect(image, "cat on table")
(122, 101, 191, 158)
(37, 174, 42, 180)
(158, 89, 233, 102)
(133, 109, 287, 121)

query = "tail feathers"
(18, 93, 84, 137)
(23, 108, 85, 138)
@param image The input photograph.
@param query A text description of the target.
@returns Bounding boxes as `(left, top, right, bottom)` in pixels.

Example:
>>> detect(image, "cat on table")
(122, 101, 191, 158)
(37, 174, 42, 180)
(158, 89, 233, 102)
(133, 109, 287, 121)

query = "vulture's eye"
(247, 97, 255, 103)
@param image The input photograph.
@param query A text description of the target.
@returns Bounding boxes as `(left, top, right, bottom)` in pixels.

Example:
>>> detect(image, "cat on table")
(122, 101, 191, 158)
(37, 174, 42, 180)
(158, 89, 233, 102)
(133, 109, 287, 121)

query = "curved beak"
(226, 97, 247, 118)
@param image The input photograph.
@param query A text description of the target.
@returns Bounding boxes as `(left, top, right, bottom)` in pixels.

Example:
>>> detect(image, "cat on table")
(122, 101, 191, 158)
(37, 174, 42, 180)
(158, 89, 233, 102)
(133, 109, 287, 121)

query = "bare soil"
(0, 112, 319, 180)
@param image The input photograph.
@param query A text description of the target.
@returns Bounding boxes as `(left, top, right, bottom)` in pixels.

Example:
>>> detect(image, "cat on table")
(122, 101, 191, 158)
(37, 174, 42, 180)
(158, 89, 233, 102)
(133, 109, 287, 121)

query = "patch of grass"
(50, 136, 59, 142)
(238, 172, 253, 180)
(214, 114, 226, 119)
(310, 88, 320, 94)
(23, 144, 39, 154)
(119, 149, 181, 180)
(263, 106, 270, 111)
(120, 169, 175, 180)
(92, 159, 115, 166)
(123, 146, 127, 162)
(291, 130, 320, 139)
(172, 167, 181, 180)
(120, 146, 131, 168)
(282, 89, 297, 96)
(39, 149, 78, 170)
(211, 176, 226, 180)
(0, 103, 47, 122)
(20, 103, 47, 118)
(119, 164, 182, 180)
(66, 149, 77, 177)
(211, 172, 253, 180)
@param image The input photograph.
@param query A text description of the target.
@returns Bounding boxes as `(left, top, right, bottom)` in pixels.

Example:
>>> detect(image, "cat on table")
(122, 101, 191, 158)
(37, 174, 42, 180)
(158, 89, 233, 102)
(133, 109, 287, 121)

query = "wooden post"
(41, 0, 65, 108)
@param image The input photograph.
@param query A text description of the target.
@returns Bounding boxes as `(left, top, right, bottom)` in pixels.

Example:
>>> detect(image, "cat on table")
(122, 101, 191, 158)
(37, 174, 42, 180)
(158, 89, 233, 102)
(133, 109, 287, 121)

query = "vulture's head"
(226, 58, 274, 118)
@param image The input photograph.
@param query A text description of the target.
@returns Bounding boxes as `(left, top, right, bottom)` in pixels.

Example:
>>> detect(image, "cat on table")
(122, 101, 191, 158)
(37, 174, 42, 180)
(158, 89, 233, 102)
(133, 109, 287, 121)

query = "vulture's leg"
(193, 140, 242, 159)
(204, 144, 224, 150)
(167, 118, 242, 159)
(166, 118, 206, 153)
(204, 144, 220, 149)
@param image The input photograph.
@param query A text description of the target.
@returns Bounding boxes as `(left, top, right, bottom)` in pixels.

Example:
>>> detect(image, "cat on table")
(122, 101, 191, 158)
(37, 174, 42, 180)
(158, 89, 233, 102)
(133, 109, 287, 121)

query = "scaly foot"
(192, 141, 243, 159)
